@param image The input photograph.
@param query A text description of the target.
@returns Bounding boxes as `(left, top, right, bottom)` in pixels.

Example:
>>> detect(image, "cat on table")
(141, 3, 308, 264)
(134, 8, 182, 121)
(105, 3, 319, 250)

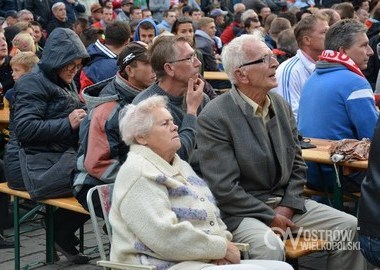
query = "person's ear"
(135, 134, 147, 145)
(125, 65, 133, 77)
(164, 62, 175, 77)
(234, 68, 249, 84)
(303, 35, 311, 46)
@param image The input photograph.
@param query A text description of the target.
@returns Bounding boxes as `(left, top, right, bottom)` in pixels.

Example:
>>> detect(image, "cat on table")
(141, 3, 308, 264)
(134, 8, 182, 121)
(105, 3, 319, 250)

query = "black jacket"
(46, 18, 71, 37)
(5, 28, 89, 189)
(24, 0, 54, 29)
(358, 117, 380, 238)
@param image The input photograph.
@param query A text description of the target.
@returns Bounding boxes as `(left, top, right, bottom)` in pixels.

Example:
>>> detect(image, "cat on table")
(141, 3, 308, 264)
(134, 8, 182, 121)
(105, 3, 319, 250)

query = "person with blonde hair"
(10, 32, 36, 56)
(5, 51, 39, 106)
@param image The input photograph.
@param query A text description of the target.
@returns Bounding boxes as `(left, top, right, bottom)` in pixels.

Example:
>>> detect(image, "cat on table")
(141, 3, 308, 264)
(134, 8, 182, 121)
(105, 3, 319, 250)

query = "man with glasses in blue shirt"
(196, 34, 366, 269)
(133, 35, 209, 163)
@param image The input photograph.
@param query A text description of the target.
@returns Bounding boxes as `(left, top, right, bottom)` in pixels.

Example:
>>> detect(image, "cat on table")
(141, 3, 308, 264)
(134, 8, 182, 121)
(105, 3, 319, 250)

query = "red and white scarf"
(319, 50, 364, 78)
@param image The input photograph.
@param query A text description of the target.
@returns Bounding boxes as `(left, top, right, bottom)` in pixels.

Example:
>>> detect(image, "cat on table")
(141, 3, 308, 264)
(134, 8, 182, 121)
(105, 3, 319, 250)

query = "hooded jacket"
(80, 39, 119, 93)
(195, 29, 218, 71)
(133, 18, 159, 42)
(5, 28, 89, 189)
(73, 73, 141, 194)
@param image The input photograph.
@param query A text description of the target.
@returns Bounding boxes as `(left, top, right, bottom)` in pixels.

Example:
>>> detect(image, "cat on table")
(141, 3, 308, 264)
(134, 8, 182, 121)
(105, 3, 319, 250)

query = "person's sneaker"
(54, 242, 89, 264)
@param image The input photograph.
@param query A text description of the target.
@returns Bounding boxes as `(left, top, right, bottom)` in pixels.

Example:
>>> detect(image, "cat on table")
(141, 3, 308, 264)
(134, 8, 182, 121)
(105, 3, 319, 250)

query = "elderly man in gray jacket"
(196, 34, 366, 270)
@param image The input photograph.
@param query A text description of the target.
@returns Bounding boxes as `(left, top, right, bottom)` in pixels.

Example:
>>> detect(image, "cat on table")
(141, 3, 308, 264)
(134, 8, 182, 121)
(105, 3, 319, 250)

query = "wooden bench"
(285, 237, 327, 269)
(0, 182, 327, 269)
(304, 185, 361, 211)
(204, 71, 228, 81)
(0, 182, 88, 270)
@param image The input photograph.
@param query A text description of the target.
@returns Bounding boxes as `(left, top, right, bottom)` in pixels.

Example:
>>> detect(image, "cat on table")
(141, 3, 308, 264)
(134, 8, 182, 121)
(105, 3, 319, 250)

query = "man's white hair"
(221, 32, 264, 84)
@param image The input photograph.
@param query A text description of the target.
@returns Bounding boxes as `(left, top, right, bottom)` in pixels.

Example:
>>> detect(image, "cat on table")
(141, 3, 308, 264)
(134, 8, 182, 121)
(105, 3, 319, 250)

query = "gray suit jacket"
(197, 87, 306, 232)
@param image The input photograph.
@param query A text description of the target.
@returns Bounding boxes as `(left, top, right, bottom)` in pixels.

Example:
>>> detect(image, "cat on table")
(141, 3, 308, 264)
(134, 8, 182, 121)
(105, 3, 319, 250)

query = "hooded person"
(133, 18, 159, 47)
(73, 41, 156, 217)
(5, 28, 91, 264)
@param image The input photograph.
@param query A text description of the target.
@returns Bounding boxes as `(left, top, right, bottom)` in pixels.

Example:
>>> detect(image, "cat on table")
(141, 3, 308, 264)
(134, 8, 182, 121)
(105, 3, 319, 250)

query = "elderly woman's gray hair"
(119, 96, 168, 145)
(325, 19, 367, 51)
(221, 33, 264, 84)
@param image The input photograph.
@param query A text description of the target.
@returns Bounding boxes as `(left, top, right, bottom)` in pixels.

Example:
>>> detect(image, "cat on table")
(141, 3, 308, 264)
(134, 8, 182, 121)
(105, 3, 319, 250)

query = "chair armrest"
(97, 260, 157, 269)
(233, 242, 250, 260)
(233, 242, 250, 252)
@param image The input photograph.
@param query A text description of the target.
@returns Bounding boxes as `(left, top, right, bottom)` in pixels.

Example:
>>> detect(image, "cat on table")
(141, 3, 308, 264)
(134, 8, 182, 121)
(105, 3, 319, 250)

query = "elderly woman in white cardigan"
(109, 95, 293, 270)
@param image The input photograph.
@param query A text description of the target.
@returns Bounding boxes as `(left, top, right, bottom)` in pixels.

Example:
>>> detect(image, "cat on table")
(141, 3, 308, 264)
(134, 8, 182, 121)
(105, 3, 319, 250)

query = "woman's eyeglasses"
(65, 63, 83, 72)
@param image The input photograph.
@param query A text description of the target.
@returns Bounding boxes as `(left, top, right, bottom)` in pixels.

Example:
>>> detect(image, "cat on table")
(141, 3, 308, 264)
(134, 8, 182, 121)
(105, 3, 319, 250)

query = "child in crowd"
(9, 32, 36, 56)
(5, 52, 39, 106)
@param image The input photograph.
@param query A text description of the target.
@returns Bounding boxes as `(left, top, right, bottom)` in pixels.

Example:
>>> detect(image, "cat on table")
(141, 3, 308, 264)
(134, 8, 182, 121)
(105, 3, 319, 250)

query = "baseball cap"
(210, 8, 228, 17)
(5, 10, 18, 19)
(117, 41, 149, 71)
(91, 3, 102, 13)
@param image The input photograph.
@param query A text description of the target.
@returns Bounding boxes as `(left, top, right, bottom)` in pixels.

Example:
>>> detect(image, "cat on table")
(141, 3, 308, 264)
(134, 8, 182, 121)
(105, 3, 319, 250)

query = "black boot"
(53, 209, 90, 264)
(54, 242, 89, 264)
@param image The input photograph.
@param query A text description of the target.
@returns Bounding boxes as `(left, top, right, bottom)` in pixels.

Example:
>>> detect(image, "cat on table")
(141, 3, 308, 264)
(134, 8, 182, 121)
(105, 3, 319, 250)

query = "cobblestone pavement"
(0, 217, 327, 270)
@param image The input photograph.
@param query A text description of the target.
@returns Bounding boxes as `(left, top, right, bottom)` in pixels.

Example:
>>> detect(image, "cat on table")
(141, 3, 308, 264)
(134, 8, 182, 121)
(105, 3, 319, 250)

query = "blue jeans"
(360, 235, 380, 266)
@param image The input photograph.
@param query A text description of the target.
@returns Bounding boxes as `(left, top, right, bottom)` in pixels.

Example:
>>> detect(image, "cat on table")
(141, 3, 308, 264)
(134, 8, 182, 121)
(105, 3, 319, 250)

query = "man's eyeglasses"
(238, 54, 277, 68)
(168, 52, 198, 64)
(65, 62, 83, 72)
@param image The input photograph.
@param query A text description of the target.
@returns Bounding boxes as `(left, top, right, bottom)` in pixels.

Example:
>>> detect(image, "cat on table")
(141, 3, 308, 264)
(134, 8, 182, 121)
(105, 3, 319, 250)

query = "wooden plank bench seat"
(204, 71, 228, 81)
(285, 237, 327, 269)
(0, 182, 88, 270)
(0, 183, 89, 214)
(304, 186, 361, 202)
(0, 182, 327, 269)
(285, 237, 327, 259)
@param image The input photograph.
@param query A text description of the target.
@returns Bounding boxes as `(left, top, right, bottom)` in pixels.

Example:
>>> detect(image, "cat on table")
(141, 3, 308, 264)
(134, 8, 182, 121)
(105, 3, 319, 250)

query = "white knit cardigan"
(110, 144, 233, 270)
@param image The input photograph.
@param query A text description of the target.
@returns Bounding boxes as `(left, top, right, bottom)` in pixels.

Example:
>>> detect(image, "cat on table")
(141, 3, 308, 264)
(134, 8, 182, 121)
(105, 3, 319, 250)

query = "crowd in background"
(1, 0, 380, 94)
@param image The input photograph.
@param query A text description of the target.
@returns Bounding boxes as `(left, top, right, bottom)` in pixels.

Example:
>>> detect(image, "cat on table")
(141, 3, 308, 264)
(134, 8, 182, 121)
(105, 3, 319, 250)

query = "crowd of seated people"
(1, 0, 380, 268)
